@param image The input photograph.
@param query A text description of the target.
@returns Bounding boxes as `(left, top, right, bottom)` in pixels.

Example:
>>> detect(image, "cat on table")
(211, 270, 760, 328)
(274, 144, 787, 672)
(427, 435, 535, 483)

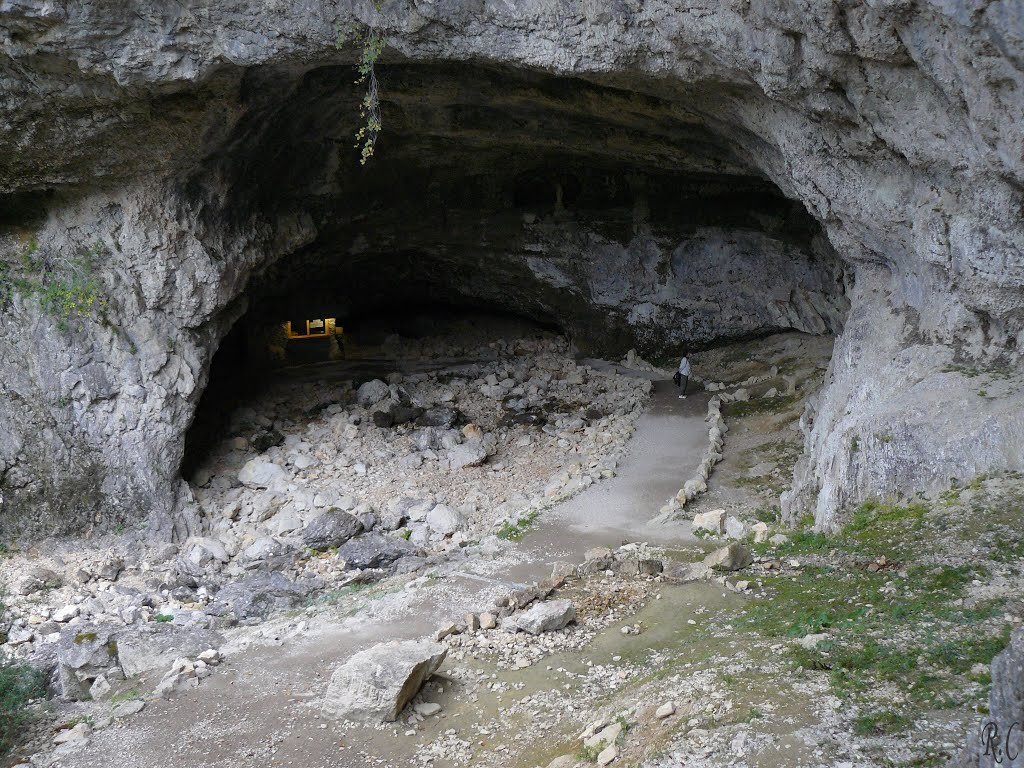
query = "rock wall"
(0, 0, 1022, 537)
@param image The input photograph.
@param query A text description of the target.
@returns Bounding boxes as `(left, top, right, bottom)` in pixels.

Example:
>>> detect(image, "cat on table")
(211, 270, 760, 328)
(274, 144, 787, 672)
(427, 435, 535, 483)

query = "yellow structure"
(284, 318, 339, 339)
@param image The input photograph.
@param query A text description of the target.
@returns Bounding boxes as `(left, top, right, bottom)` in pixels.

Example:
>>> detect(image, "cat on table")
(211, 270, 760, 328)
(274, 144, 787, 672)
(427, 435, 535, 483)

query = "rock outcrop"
(0, 1, 1021, 538)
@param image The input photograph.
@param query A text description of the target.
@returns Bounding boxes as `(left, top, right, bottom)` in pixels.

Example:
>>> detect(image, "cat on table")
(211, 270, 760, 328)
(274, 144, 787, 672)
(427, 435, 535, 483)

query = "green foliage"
(0, 658, 45, 755)
(853, 709, 912, 736)
(496, 509, 540, 541)
(2, 238, 108, 331)
(337, 17, 385, 165)
(153, 613, 174, 623)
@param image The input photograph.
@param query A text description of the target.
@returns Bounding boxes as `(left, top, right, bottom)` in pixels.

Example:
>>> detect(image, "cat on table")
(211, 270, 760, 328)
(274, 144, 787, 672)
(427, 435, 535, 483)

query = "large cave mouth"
(180, 60, 849, 481)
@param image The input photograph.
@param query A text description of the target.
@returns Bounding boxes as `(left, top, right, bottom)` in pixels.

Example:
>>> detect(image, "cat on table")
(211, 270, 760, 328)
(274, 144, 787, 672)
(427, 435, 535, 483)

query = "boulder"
(692, 509, 725, 534)
(425, 504, 466, 537)
(356, 379, 391, 407)
(117, 624, 224, 678)
(335, 533, 415, 570)
(56, 624, 121, 701)
(302, 509, 364, 550)
(208, 572, 322, 620)
(502, 599, 575, 634)
(448, 441, 487, 470)
(703, 543, 753, 571)
(416, 406, 460, 428)
(322, 639, 447, 722)
(238, 460, 288, 489)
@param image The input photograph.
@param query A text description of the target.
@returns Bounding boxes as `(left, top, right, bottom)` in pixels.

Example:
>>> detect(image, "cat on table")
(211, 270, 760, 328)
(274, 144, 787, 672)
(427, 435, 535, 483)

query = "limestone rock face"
(322, 639, 447, 722)
(0, 0, 1021, 538)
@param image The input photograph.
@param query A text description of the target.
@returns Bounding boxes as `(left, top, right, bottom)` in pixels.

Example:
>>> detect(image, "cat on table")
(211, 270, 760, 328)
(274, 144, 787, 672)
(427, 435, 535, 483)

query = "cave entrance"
(180, 61, 849, 488)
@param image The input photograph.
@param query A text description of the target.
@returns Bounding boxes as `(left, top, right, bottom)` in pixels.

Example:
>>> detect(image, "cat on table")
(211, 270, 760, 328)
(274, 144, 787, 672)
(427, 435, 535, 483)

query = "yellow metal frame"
(284, 318, 339, 340)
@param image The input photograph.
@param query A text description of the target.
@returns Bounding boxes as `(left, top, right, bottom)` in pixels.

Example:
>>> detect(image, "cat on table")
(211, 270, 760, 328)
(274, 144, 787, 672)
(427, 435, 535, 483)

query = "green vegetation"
(0, 655, 45, 755)
(497, 509, 540, 541)
(110, 688, 141, 705)
(0, 238, 108, 331)
(336, 3, 385, 165)
(740, 495, 1015, 738)
(722, 393, 799, 419)
(153, 613, 174, 623)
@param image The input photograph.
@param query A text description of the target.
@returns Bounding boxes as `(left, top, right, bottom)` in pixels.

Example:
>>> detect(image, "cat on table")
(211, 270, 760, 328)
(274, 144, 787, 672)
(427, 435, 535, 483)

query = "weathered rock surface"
(322, 639, 447, 722)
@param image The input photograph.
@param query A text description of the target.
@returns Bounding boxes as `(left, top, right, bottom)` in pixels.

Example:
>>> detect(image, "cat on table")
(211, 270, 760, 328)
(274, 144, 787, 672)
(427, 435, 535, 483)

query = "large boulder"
(302, 509, 364, 551)
(322, 639, 447, 722)
(208, 572, 322, 620)
(117, 624, 224, 678)
(502, 600, 576, 635)
(56, 624, 121, 700)
(336, 533, 415, 570)
(356, 379, 391, 407)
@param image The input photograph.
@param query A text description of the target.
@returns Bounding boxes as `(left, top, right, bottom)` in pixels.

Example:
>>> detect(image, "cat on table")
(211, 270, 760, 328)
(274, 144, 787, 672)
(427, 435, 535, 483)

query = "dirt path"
(57, 380, 708, 768)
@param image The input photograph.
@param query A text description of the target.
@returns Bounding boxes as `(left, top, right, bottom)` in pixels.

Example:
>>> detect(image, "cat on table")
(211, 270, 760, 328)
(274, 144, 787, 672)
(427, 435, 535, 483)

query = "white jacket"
(678, 357, 691, 376)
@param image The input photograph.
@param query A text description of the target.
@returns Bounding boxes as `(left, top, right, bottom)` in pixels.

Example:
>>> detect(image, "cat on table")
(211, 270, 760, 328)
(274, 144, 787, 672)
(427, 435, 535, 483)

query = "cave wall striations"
(0, 1, 1021, 538)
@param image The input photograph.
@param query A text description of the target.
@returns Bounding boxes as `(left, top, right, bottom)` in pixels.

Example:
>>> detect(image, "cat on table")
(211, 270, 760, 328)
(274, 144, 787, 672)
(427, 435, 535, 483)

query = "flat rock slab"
(502, 599, 576, 634)
(322, 639, 447, 722)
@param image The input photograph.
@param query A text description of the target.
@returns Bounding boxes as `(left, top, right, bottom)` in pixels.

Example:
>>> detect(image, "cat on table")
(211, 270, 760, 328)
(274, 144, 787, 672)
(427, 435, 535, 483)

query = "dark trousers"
(677, 375, 688, 394)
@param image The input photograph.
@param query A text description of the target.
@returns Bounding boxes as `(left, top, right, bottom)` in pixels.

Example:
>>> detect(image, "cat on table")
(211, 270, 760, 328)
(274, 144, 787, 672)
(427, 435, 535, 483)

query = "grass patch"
(722, 394, 799, 419)
(497, 509, 540, 541)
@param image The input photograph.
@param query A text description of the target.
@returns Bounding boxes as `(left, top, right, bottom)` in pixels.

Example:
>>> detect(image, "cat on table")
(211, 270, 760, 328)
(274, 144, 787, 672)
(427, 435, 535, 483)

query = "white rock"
(692, 509, 725, 534)
(656, 701, 675, 719)
(502, 600, 575, 634)
(238, 460, 288, 489)
(724, 516, 748, 540)
(751, 522, 770, 543)
(425, 504, 466, 536)
(52, 604, 80, 623)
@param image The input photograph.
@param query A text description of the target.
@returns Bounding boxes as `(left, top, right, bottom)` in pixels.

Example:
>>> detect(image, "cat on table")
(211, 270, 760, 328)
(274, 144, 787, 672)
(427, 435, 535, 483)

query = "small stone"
(112, 699, 145, 718)
(52, 604, 81, 623)
(656, 701, 675, 719)
(464, 613, 480, 632)
(54, 722, 91, 744)
(479, 612, 497, 630)
(434, 623, 459, 641)
(413, 702, 442, 717)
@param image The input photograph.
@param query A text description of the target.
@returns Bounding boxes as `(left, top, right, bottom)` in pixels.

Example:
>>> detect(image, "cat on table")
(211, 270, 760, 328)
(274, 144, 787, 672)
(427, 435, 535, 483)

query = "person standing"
(675, 350, 691, 398)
